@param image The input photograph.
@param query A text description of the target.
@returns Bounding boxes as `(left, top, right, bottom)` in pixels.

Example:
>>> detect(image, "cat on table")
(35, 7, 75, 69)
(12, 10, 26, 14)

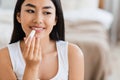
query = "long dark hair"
(10, 0, 65, 44)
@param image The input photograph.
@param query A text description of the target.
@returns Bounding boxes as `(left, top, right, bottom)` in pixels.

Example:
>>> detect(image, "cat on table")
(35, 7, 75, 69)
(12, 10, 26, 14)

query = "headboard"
(99, 0, 104, 9)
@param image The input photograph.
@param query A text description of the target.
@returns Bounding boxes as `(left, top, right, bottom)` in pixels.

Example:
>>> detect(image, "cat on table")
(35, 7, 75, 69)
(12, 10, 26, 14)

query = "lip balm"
(25, 30, 36, 44)
(29, 30, 35, 38)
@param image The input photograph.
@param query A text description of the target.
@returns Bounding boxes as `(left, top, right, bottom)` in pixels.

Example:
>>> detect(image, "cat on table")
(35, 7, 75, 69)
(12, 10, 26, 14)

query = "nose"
(33, 12, 43, 24)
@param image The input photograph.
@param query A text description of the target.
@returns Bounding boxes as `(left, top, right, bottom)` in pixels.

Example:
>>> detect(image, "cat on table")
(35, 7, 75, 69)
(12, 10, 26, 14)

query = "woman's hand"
(22, 33, 42, 80)
(23, 35, 42, 67)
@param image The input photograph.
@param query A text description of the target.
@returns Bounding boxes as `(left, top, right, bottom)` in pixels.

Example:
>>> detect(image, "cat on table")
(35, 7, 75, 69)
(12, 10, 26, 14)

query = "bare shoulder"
(0, 47, 10, 67)
(0, 47, 9, 59)
(68, 43, 84, 80)
(68, 42, 84, 65)
(68, 43, 83, 57)
(0, 47, 16, 79)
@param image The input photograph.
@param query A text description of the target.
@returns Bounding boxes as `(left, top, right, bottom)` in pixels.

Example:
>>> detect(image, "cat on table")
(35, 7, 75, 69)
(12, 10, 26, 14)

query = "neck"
(40, 37, 56, 54)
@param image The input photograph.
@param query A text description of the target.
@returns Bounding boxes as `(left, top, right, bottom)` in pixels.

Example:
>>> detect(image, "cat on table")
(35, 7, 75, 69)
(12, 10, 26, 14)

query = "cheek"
(45, 19, 55, 33)
(49, 17, 56, 30)
(20, 13, 32, 35)
(20, 14, 32, 28)
(21, 14, 29, 23)
(48, 16, 56, 26)
(20, 10, 33, 23)
(47, 19, 56, 30)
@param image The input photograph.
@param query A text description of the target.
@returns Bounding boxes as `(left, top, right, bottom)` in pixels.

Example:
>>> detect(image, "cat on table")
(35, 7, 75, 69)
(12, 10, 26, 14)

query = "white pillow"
(61, 0, 99, 11)
(64, 9, 113, 30)
(76, 0, 99, 9)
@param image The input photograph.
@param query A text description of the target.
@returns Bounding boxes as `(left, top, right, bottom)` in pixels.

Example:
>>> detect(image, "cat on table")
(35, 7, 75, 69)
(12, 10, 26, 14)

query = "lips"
(30, 26, 45, 32)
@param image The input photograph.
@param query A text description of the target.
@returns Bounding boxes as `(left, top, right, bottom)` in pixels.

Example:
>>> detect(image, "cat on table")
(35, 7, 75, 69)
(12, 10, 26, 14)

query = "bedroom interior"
(0, 0, 120, 80)
(62, 0, 113, 80)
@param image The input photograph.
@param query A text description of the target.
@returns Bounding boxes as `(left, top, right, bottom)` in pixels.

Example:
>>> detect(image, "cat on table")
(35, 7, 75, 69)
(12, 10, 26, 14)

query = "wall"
(0, 0, 16, 9)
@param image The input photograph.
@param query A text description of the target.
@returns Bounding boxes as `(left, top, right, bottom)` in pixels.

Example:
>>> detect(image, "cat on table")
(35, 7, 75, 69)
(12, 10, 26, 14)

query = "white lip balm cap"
(29, 30, 35, 38)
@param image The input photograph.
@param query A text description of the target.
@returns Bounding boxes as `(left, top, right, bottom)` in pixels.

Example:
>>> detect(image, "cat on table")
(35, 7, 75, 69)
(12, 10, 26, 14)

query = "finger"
(25, 35, 30, 44)
(38, 46, 42, 62)
(23, 36, 33, 58)
(28, 36, 35, 60)
(34, 37, 41, 61)
(34, 37, 40, 57)
(37, 38, 42, 62)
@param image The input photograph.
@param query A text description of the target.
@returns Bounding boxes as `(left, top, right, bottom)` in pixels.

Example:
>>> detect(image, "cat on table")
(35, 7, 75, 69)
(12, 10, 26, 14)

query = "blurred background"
(0, 0, 120, 80)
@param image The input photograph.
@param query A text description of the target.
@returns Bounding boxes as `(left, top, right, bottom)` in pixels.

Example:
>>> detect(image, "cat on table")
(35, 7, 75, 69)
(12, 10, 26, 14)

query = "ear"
(16, 12, 21, 23)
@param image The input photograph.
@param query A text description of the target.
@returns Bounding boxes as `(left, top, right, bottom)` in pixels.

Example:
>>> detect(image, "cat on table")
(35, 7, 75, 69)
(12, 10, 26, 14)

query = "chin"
(35, 34, 44, 38)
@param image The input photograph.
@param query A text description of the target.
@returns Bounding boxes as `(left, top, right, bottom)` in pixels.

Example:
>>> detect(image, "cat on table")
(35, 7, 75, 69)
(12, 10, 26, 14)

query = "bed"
(65, 21, 111, 80)
(63, 0, 113, 80)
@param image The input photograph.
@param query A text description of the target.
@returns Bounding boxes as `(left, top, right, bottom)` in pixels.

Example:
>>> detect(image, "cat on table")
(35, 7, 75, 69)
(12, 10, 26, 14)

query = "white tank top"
(7, 41, 68, 80)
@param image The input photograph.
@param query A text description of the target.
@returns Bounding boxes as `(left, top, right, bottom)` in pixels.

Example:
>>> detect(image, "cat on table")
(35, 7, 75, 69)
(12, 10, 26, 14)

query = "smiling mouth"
(30, 26, 45, 32)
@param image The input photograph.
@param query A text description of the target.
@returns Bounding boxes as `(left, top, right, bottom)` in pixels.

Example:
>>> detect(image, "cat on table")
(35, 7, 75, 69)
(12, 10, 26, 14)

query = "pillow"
(61, 0, 99, 11)
(61, 0, 77, 11)
(64, 9, 113, 30)
(76, 0, 99, 9)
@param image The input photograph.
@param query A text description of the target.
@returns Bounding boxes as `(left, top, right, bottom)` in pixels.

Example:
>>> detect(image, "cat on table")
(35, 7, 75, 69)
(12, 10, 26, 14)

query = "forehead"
(23, 0, 55, 9)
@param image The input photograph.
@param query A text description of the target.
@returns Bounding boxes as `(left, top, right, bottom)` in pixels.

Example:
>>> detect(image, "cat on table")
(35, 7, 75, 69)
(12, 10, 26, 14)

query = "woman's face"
(17, 0, 56, 38)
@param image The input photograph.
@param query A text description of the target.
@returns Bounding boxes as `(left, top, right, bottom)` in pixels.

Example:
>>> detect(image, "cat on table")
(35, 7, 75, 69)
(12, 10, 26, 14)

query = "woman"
(0, 0, 84, 80)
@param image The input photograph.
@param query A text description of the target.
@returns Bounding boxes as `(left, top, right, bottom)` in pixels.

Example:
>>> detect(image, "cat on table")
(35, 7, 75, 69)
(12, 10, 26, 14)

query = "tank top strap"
(8, 42, 19, 71)
(7, 41, 25, 80)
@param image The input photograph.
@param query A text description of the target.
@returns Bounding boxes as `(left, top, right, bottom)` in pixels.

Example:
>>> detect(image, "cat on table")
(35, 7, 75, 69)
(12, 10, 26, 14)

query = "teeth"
(34, 28, 43, 30)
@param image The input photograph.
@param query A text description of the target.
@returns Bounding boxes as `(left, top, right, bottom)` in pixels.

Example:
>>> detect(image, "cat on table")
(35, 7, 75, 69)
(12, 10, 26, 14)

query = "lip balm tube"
(25, 30, 36, 44)
(29, 30, 35, 38)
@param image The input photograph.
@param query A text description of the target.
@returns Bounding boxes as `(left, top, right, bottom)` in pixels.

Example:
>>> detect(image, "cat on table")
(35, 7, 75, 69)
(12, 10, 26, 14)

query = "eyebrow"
(25, 3, 53, 9)
(25, 3, 36, 8)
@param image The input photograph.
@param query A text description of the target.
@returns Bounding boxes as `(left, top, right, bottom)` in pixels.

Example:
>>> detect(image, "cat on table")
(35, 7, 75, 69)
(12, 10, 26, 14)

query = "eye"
(26, 9, 35, 13)
(43, 12, 51, 15)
